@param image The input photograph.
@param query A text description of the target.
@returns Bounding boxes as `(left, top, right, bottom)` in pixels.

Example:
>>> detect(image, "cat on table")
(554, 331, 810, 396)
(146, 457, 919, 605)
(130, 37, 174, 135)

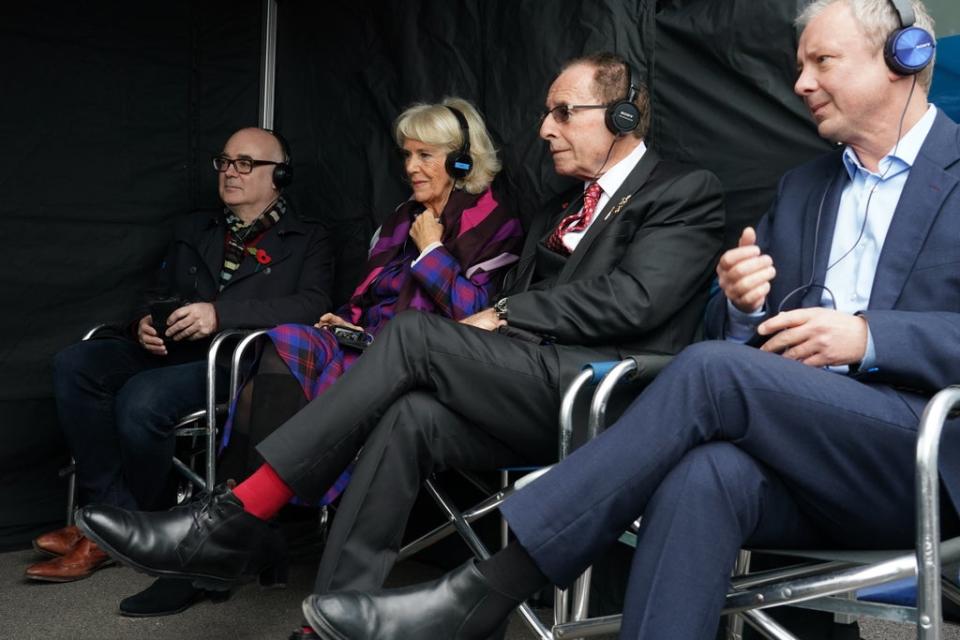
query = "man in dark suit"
(75, 52, 725, 610)
(28, 127, 332, 585)
(288, 1, 960, 639)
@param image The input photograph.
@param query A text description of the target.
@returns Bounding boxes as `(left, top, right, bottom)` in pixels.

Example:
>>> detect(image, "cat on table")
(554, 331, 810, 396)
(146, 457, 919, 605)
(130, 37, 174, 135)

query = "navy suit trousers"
(53, 338, 225, 509)
(501, 340, 952, 640)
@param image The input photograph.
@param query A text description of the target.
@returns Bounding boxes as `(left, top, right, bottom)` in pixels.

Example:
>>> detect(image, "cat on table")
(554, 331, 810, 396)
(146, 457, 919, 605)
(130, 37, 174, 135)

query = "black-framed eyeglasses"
(539, 103, 608, 126)
(212, 155, 282, 174)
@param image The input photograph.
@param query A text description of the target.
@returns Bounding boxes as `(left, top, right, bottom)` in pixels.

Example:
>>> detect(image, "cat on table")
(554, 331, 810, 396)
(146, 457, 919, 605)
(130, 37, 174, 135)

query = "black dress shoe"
(76, 485, 286, 591)
(119, 577, 231, 617)
(302, 561, 515, 640)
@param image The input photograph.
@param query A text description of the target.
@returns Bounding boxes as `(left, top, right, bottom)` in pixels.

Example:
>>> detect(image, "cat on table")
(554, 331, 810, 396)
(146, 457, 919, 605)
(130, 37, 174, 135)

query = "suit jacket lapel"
(869, 112, 960, 309)
(537, 189, 584, 244)
(505, 187, 582, 293)
(800, 164, 845, 308)
(559, 147, 660, 281)
(196, 214, 225, 285)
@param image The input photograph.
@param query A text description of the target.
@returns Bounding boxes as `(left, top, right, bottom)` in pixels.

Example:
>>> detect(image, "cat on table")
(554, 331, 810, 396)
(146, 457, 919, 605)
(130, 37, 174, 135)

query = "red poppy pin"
(246, 246, 272, 265)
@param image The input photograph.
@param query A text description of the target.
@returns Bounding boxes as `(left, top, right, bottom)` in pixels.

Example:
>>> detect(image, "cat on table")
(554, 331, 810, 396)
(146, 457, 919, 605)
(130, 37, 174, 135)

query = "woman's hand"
(409, 207, 444, 253)
(315, 312, 363, 331)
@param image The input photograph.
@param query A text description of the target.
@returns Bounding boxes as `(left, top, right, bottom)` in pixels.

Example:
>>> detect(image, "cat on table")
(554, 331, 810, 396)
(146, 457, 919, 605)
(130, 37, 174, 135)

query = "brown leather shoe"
(25, 536, 114, 582)
(33, 525, 84, 557)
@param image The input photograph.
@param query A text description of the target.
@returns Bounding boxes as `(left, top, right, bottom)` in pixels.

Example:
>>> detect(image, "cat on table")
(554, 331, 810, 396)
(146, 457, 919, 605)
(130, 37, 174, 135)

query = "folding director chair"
(63, 325, 267, 525)
(400, 353, 960, 640)
(396, 354, 673, 639)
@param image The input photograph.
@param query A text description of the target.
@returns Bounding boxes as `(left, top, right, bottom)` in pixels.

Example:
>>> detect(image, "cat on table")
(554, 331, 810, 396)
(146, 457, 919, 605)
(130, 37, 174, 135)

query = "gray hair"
(393, 97, 501, 194)
(796, 0, 936, 89)
(561, 52, 651, 139)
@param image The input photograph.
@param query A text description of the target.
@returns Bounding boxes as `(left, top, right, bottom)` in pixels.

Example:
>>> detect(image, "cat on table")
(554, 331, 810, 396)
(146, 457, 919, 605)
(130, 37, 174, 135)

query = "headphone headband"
(882, 0, 934, 76)
(888, 0, 916, 28)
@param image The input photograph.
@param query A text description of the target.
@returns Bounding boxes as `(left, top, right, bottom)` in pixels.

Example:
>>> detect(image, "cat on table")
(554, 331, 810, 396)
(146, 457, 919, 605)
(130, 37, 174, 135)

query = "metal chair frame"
(64, 325, 268, 524)
(396, 354, 671, 639)
(399, 352, 960, 640)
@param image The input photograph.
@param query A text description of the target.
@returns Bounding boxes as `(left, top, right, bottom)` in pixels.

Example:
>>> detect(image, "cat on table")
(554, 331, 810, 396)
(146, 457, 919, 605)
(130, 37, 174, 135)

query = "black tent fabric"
(0, 1, 261, 548)
(0, 0, 827, 548)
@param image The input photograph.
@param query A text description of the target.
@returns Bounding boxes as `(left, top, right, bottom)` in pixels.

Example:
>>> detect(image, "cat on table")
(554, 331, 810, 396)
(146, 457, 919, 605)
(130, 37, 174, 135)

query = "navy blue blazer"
(705, 109, 960, 509)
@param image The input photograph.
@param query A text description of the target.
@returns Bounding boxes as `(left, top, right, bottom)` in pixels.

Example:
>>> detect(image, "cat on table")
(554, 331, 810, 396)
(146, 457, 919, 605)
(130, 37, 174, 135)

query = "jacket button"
(188, 266, 197, 274)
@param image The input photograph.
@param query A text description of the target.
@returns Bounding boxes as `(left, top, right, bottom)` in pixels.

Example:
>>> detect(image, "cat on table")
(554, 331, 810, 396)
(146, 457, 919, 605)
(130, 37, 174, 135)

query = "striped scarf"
(218, 197, 285, 291)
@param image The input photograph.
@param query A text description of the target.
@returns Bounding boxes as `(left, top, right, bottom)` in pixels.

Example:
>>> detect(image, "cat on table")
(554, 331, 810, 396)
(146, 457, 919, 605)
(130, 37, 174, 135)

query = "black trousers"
(256, 310, 607, 591)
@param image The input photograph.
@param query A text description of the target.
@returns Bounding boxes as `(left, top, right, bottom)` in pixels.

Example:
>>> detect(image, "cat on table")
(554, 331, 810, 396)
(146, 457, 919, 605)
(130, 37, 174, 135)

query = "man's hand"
(758, 308, 868, 367)
(717, 227, 776, 313)
(137, 314, 167, 356)
(165, 302, 219, 341)
(459, 308, 505, 331)
(315, 312, 363, 331)
(409, 207, 444, 253)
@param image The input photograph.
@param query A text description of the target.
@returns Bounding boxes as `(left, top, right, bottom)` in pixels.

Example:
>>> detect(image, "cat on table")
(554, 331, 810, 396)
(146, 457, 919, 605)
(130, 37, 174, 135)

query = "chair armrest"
(625, 354, 674, 385)
(587, 354, 675, 440)
(81, 323, 119, 341)
(229, 329, 272, 402)
(558, 355, 675, 458)
(915, 385, 960, 629)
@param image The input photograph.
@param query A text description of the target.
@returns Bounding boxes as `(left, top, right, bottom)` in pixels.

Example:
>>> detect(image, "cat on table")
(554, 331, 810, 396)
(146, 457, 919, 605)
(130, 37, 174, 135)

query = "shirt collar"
(842, 104, 937, 180)
(590, 140, 648, 197)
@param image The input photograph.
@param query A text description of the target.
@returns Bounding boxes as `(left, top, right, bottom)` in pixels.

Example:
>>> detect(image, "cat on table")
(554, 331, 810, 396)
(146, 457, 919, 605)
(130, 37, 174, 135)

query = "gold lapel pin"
(604, 194, 633, 221)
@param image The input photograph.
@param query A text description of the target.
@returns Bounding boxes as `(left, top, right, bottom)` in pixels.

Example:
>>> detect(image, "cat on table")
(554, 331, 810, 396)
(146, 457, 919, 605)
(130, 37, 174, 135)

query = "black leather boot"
(77, 485, 286, 591)
(301, 561, 516, 640)
(119, 577, 231, 617)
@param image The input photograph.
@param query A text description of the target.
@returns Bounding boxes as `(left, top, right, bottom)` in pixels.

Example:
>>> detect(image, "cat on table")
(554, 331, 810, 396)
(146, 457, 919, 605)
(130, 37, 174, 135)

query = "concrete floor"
(1, 545, 958, 640)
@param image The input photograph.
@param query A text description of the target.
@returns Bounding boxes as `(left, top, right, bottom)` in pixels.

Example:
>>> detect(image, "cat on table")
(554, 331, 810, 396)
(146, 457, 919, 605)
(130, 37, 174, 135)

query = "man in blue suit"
(297, 1, 960, 638)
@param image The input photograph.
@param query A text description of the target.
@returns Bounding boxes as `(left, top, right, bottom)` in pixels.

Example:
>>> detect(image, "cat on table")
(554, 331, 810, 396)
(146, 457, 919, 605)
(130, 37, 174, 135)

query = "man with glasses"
(28, 128, 332, 595)
(77, 52, 724, 634)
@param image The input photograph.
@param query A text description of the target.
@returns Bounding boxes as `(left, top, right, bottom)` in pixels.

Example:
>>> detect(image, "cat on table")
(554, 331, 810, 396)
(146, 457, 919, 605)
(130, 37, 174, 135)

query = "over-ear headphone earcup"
(272, 163, 293, 189)
(605, 100, 641, 136)
(883, 25, 936, 75)
(444, 106, 473, 180)
(445, 152, 473, 180)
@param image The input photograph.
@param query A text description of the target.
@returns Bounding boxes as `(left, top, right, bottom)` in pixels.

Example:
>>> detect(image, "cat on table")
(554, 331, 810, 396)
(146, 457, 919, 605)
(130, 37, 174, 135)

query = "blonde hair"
(393, 97, 501, 194)
(796, 0, 936, 90)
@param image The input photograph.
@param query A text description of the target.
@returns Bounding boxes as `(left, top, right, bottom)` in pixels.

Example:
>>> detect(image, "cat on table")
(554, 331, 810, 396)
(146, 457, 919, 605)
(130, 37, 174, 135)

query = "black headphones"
(883, 0, 935, 76)
(265, 129, 294, 189)
(444, 106, 474, 180)
(604, 62, 642, 136)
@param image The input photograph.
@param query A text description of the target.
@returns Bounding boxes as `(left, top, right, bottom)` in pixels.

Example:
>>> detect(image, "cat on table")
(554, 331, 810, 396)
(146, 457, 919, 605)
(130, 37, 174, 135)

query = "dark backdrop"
(0, 0, 831, 548)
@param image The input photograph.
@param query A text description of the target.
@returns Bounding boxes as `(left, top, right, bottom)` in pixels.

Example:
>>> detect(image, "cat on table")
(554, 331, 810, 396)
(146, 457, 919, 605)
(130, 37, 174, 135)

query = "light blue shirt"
(725, 105, 938, 372)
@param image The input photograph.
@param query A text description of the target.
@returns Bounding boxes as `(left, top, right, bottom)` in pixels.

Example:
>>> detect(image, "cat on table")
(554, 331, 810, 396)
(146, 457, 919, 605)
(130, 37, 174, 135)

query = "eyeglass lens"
(213, 156, 254, 173)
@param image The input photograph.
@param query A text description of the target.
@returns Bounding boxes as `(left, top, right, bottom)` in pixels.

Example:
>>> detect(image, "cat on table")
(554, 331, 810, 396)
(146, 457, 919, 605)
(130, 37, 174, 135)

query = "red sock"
(231, 464, 295, 521)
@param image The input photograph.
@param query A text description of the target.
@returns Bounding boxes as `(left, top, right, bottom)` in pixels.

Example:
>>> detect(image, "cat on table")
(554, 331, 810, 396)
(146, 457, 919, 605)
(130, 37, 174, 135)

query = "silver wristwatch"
(494, 297, 509, 321)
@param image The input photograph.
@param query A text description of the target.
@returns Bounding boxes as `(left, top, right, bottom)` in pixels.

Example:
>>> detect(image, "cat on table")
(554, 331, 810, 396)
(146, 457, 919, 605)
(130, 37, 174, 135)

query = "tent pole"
(258, 0, 279, 129)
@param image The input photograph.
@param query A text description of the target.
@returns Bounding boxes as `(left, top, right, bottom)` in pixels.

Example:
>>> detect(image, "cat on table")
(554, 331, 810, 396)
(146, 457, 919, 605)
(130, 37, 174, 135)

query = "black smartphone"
(149, 297, 184, 342)
(330, 326, 375, 350)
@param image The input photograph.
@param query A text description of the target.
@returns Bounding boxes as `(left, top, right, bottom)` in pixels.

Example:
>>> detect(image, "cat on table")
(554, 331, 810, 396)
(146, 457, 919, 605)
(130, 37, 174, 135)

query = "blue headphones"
(444, 106, 474, 180)
(884, 0, 935, 76)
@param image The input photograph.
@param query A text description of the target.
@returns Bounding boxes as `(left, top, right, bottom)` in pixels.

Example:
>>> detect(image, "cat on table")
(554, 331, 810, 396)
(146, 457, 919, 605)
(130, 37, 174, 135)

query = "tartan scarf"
(218, 197, 285, 291)
(346, 188, 517, 319)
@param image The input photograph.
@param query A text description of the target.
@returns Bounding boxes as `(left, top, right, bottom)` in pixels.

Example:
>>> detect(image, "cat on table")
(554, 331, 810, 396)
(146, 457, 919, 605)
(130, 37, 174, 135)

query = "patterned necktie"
(546, 182, 603, 255)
